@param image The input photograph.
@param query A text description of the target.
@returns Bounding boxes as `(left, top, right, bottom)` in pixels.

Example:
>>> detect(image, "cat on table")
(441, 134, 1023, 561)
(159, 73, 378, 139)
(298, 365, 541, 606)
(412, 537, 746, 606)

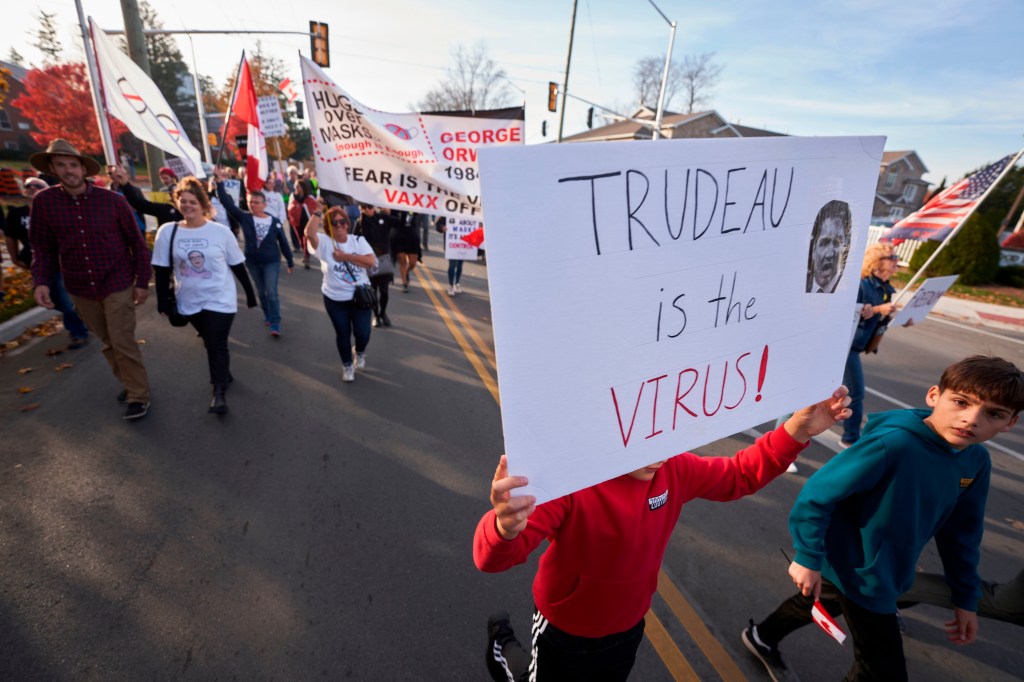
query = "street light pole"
(646, 0, 678, 141)
(556, 0, 578, 143)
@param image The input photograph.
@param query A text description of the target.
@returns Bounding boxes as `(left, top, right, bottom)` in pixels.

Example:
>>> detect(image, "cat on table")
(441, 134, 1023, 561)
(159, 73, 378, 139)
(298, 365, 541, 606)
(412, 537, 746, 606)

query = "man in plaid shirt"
(30, 139, 153, 420)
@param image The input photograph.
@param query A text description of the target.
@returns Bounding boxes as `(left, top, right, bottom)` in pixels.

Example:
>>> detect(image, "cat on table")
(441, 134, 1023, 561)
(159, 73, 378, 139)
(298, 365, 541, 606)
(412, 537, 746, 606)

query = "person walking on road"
(306, 201, 377, 383)
(213, 169, 293, 337)
(353, 203, 396, 328)
(152, 177, 257, 414)
(287, 179, 318, 269)
(841, 243, 899, 447)
(5, 175, 91, 349)
(29, 139, 153, 420)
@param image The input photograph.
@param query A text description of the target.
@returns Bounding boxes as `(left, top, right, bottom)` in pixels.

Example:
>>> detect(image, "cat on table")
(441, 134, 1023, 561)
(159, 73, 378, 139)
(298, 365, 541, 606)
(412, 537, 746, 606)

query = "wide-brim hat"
(29, 139, 102, 177)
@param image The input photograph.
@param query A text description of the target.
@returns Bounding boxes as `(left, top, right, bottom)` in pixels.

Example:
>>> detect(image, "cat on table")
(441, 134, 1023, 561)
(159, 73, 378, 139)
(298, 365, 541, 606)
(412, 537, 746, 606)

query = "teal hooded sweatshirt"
(790, 408, 990, 613)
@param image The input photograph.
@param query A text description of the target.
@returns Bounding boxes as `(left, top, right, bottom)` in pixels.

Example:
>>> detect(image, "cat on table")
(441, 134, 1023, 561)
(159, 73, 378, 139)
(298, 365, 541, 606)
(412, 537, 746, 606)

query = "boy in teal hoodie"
(742, 355, 1024, 682)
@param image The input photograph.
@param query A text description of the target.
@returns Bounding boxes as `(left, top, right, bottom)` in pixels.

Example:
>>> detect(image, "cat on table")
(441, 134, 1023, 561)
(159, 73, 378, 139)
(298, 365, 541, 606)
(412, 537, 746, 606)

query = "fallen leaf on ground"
(54, 363, 74, 371)
(1007, 518, 1024, 532)
(17, 367, 33, 374)
(17, 386, 33, 394)
(4, 341, 19, 350)
(136, 339, 146, 344)
(18, 403, 40, 412)
(45, 349, 62, 357)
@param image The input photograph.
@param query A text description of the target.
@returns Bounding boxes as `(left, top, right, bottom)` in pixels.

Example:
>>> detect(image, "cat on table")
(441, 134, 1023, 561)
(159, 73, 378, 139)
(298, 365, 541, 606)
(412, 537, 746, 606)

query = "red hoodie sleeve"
(671, 424, 807, 503)
(473, 495, 571, 573)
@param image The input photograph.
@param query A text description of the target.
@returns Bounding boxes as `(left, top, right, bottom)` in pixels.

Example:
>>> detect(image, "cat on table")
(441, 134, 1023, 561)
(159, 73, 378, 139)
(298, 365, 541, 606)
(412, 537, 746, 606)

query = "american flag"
(885, 154, 1017, 242)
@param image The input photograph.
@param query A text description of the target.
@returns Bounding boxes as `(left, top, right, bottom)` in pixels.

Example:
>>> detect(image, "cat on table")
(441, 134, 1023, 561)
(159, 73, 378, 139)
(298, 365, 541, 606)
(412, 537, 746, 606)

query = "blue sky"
(4, 0, 1021, 184)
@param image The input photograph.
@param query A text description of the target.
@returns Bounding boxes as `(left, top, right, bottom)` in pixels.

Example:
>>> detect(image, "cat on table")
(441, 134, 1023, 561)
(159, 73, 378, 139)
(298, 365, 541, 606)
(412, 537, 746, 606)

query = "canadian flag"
(232, 55, 268, 192)
(811, 601, 847, 645)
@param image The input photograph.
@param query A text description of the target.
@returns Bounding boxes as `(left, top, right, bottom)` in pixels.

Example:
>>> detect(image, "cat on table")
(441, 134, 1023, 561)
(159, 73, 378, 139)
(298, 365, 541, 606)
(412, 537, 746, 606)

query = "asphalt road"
(1, 251, 1022, 681)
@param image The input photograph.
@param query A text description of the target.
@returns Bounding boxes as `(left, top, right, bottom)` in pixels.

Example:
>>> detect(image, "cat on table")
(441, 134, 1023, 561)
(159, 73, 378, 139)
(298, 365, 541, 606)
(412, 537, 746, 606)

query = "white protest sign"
(445, 219, 481, 260)
(478, 135, 885, 504)
(890, 275, 958, 328)
(165, 157, 190, 179)
(221, 178, 242, 205)
(300, 56, 524, 220)
(257, 95, 287, 138)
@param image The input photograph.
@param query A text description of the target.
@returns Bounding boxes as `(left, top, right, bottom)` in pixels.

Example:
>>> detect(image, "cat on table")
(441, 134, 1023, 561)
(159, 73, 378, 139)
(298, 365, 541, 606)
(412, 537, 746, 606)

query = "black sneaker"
(116, 389, 128, 404)
(742, 621, 798, 682)
(381, 312, 392, 327)
(68, 336, 89, 350)
(123, 402, 150, 420)
(486, 611, 520, 682)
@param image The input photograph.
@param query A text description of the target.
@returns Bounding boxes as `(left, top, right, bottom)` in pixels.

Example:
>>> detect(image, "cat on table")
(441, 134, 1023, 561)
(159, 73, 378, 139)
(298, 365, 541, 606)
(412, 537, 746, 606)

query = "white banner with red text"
(300, 56, 523, 221)
(478, 135, 886, 503)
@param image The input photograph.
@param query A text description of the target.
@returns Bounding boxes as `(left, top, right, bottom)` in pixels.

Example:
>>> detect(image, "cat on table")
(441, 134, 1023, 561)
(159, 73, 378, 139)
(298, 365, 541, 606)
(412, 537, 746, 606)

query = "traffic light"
(541, 121, 547, 137)
(310, 21, 330, 67)
(547, 82, 558, 113)
(587, 107, 594, 129)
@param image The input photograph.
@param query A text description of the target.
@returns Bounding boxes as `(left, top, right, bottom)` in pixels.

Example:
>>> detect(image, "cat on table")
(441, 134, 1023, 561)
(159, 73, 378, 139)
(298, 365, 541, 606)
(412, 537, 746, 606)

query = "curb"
(0, 306, 60, 344)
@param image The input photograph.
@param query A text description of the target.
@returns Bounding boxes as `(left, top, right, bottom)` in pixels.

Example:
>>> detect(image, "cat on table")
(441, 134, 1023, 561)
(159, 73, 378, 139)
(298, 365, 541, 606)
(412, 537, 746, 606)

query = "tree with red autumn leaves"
(11, 62, 127, 156)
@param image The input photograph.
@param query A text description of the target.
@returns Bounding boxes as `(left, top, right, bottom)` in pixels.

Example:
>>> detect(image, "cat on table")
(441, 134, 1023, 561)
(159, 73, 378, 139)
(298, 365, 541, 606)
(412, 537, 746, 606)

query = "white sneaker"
(342, 364, 355, 382)
(454, 283, 462, 293)
(447, 286, 455, 296)
(356, 353, 366, 369)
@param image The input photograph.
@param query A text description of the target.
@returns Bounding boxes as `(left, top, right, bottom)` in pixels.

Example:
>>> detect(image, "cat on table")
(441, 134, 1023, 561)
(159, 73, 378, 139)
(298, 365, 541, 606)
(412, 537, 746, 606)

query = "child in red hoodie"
(473, 387, 851, 681)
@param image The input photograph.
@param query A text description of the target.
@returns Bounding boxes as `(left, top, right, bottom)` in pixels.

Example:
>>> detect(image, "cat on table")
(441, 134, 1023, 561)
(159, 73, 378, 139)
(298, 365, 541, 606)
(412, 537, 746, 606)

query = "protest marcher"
(435, 217, 465, 296)
(213, 169, 294, 336)
(390, 210, 420, 292)
(6, 176, 91, 348)
(476, 388, 853, 682)
(306, 201, 377, 383)
(899, 568, 1024, 628)
(841, 242, 900, 447)
(805, 200, 852, 294)
(285, 165, 299, 196)
(412, 212, 432, 252)
(108, 164, 183, 226)
(158, 166, 179, 192)
(262, 180, 287, 226)
(29, 139, 152, 420)
(353, 204, 397, 327)
(742, 355, 1023, 682)
(152, 176, 257, 414)
(288, 179, 318, 268)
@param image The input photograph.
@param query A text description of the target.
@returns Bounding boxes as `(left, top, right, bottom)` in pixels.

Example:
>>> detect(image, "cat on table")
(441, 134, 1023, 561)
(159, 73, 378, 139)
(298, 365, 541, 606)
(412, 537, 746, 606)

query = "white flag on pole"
(89, 17, 206, 178)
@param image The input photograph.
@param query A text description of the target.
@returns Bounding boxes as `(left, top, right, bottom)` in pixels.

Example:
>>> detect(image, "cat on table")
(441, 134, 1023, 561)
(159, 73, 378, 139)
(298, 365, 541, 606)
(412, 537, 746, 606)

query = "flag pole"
(892, 147, 1024, 306)
(215, 51, 246, 168)
(75, 2, 117, 165)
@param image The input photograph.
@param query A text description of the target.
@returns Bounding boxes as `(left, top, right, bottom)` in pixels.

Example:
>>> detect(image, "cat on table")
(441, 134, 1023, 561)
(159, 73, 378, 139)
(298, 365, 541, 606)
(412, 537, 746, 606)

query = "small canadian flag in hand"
(812, 601, 847, 645)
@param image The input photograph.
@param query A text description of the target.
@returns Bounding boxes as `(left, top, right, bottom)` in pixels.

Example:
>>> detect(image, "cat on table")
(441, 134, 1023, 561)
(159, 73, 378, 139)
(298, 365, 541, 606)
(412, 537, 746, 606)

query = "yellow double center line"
(414, 264, 747, 682)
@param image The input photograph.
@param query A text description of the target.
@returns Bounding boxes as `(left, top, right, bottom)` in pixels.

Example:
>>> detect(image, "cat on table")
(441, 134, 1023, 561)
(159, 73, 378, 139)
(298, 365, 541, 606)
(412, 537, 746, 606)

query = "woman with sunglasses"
(305, 201, 377, 383)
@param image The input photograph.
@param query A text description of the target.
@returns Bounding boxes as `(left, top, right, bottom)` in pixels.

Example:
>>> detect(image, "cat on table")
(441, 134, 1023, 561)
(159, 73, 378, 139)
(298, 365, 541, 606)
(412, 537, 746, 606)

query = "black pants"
(756, 580, 906, 682)
(188, 309, 235, 386)
(489, 611, 645, 682)
(370, 274, 391, 316)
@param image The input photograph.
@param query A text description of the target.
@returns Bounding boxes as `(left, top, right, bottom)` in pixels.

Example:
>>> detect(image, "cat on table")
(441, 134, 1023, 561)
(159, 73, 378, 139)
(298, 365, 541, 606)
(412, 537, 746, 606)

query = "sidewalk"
(929, 296, 1024, 334)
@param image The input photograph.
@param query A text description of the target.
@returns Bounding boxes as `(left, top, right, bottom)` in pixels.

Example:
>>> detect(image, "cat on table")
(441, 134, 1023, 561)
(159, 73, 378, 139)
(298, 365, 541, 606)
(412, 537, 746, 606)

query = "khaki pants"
(71, 287, 150, 403)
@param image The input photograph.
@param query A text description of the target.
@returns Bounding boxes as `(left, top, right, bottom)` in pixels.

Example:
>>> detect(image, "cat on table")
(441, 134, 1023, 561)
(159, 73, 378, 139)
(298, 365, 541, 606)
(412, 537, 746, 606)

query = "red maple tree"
(12, 62, 128, 156)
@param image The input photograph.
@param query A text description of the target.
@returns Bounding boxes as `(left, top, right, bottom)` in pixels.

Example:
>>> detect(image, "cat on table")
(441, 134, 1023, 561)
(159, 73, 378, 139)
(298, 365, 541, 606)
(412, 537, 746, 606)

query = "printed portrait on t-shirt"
(181, 250, 213, 279)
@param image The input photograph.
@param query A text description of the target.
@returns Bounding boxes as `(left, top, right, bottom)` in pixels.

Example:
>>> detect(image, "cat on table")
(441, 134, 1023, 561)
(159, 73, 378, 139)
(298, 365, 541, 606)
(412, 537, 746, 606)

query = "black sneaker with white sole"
(123, 402, 150, 420)
(742, 621, 798, 682)
(486, 611, 521, 682)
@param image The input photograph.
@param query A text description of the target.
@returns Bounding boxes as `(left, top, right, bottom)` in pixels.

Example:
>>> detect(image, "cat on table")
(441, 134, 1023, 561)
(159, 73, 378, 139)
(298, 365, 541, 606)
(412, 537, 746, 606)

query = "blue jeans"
(447, 259, 464, 286)
(246, 260, 281, 325)
(51, 273, 89, 339)
(323, 295, 372, 366)
(842, 349, 865, 443)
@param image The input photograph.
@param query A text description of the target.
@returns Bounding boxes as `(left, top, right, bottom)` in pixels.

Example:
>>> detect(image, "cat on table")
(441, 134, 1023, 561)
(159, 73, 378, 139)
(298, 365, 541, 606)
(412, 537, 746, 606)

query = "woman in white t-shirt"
(152, 177, 257, 414)
(305, 201, 377, 383)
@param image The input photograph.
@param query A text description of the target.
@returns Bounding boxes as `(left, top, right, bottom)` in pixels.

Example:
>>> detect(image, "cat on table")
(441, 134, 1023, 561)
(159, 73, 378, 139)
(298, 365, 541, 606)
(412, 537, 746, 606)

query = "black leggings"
(188, 309, 235, 385)
(756, 579, 906, 681)
(370, 275, 391, 315)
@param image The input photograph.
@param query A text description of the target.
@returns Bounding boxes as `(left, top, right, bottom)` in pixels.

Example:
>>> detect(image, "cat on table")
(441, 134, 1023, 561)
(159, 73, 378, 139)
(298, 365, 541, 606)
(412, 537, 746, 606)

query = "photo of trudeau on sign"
(478, 135, 886, 504)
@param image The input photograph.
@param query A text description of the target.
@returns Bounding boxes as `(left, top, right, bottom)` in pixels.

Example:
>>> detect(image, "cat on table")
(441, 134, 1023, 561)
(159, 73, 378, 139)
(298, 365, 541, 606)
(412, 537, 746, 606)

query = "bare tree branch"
(680, 52, 724, 114)
(630, 51, 724, 114)
(417, 42, 512, 112)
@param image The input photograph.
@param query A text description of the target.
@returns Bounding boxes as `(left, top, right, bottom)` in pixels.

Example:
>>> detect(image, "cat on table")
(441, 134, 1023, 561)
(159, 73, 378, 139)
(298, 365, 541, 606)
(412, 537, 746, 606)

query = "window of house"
(889, 207, 905, 219)
(902, 185, 918, 203)
(0, 109, 11, 131)
(884, 171, 897, 189)
(4, 140, 19, 151)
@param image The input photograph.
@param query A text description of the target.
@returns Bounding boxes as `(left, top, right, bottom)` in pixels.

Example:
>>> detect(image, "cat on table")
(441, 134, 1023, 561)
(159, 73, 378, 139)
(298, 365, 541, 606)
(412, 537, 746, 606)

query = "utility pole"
(119, 0, 165, 189)
(556, 0, 577, 143)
